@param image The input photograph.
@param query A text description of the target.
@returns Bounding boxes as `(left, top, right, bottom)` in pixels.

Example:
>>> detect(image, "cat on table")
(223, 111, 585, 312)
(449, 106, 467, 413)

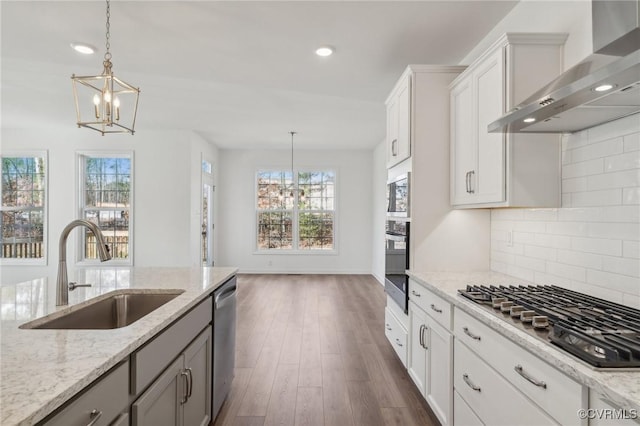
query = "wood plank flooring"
(212, 274, 440, 426)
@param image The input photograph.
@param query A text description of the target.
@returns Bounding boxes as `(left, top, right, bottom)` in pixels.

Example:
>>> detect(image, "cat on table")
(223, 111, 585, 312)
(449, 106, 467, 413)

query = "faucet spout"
(56, 219, 112, 306)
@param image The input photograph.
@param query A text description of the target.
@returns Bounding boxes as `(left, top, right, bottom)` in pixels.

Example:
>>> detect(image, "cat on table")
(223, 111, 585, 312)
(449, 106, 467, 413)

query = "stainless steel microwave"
(387, 173, 410, 218)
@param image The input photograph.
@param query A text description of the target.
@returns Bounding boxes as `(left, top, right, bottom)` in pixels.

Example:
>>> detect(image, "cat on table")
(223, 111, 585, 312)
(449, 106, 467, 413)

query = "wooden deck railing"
(2, 236, 129, 259)
(1, 241, 43, 259)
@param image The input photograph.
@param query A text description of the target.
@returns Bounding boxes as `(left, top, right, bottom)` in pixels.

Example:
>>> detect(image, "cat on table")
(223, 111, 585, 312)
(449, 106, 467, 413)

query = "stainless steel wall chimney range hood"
(489, 0, 640, 134)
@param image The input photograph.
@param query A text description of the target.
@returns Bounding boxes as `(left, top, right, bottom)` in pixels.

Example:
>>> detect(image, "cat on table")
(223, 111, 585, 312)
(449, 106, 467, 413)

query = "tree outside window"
(1, 155, 46, 261)
(257, 170, 335, 251)
(80, 154, 132, 262)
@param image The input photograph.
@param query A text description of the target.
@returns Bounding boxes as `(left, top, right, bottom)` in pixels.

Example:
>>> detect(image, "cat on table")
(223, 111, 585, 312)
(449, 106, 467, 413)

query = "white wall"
(492, 115, 640, 308)
(372, 140, 387, 285)
(216, 148, 373, 274)
(1, 128, 213, 284)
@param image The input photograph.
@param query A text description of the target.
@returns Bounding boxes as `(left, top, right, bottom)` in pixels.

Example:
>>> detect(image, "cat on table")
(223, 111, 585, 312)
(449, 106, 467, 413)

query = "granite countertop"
(0, 266, 238, 426)
(407, 270, 640, 414)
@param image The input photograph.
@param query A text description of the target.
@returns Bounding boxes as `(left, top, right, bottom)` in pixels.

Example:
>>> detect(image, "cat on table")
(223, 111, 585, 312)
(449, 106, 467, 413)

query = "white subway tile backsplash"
(588, 169, 640, 191)
(588, 222, 640, 241)
(623, 241, 640, 258)
(571, 236, 623, 256)
(605, 151, 640, 171)
(557, 249, 603, 270)
(623, 187, 640, 205)
(491, 117, 639, 308)
(570, 137, 623, 163)
(562, 158, 604, 179)
(624, 132, 640, 152)
(587, 269, 640, 295)
(546, 261, 587, 282)
(562, 177, 588, 193)
(570, 189, 622, 207)
(602, 255, 640, 278)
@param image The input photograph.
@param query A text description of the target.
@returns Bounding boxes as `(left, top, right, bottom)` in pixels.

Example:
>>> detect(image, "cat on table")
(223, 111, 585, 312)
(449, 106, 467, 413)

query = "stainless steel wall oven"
(384, 220, 409, 313)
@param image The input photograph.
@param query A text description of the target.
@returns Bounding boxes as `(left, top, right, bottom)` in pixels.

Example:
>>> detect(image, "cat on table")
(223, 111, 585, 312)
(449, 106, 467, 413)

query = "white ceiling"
(1, 1, 518, 150)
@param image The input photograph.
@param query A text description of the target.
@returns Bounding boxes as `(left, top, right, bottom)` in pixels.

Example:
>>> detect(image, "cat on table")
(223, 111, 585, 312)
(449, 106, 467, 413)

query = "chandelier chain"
(104, 0, 112, 61)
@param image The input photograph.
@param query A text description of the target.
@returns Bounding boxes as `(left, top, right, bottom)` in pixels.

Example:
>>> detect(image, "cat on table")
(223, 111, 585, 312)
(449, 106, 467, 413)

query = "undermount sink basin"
(20, 289, 185, 330)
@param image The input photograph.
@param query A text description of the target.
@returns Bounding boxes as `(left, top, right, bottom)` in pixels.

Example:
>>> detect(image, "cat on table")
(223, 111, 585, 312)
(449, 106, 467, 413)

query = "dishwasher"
(212, 276, 237, 420)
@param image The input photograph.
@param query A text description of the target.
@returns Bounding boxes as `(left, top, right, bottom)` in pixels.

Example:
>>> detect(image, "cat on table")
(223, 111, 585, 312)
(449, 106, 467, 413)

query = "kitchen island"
(0, 266, 237, 425)
(408, 270, 640, 421)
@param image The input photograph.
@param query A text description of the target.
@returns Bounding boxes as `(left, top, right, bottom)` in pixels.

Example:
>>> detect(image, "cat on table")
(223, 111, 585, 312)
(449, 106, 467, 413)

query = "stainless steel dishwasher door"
(212, 276, 237, 420)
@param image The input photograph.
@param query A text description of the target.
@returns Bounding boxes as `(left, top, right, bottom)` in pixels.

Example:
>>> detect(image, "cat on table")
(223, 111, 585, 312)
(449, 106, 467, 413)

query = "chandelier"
(280, 131, 305, 202)
(71, 0, 140, 135)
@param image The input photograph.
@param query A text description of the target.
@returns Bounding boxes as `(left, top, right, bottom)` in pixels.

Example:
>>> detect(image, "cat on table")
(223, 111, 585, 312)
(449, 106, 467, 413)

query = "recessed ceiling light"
(315, 46, 334, 57)
(523, 117, 536, 123)
(593, 84, 614, 92)
(70, 42, 96, 55)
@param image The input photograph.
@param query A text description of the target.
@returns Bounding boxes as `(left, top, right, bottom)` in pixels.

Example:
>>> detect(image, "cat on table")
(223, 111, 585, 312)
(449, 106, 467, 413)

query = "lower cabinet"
(385, 306, 408, 367)
(408, 300, 453, 425)
(132, 326, 212, 426)
(40, 360, 130, 426)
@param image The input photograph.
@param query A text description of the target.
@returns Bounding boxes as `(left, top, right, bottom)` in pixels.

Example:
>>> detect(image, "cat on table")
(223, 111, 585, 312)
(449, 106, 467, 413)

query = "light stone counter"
(407, 270, 640, 415)
(0, 266, 237, 426)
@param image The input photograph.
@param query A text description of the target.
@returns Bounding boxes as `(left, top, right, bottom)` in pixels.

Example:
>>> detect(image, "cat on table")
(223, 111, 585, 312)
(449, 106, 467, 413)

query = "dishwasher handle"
(215, 281, 237, 308)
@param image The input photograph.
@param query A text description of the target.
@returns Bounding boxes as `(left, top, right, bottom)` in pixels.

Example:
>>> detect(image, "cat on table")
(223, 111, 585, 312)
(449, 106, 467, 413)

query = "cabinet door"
(408, 301, 427, 396)
(132, 356, 184, 426)
(450, 76, 476, 205)
(396, 75, 411, 162)
(184, 326, 213, 426)
(473, 48, 505, 204)
(386, 92, 399, 166)
(426, 319, 453, 426)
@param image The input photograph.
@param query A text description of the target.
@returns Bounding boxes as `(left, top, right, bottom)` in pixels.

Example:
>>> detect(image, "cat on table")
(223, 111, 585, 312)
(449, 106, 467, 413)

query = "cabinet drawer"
(409, 279, 452, 329)
(454, 390, 484, 426)
(385, 307, 407, 366)
(454, 340, 557, 426)
(132, 297, 212, 394)
(454, 307, 584, 425)
(43, 360, 129, 426)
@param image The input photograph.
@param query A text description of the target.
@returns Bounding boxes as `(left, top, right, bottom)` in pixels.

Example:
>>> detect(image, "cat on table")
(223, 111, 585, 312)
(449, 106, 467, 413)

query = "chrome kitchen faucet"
(56, 219, 112, 306)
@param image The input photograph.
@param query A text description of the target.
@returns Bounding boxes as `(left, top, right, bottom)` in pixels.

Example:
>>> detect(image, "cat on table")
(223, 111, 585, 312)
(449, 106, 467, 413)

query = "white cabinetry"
(450, 33, 567, 208)
(386, 73, 411, 167)
(407, 279, 453, 425)
(454, 307, 586, 426)
(588, 395, 639, 426)
(385, 305, 408, 367)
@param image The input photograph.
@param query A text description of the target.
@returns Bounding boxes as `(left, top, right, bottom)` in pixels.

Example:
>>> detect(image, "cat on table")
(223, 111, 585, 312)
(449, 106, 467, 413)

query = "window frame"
(255, 168, 337, 254)
(0, 150, 48, 266)
(76, 151, 134, 266)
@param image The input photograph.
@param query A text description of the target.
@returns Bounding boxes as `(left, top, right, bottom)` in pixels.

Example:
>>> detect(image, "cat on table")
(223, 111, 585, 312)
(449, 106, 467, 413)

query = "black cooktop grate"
(459, 284, 640, 368)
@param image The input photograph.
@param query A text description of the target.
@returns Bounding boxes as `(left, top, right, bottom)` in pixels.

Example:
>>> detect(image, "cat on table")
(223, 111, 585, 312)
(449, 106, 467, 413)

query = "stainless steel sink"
(20, 290, 185, 330)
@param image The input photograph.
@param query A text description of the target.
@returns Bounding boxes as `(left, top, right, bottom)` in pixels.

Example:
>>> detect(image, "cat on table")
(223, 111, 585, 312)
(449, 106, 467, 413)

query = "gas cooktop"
(458, 284, 640, 369)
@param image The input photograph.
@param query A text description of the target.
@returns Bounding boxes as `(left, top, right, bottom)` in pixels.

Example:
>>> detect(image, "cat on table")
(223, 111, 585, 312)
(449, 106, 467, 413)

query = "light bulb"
(103, 91, 111, 103)
(93, 94, 100, 119)
(113, 97, 121, 121)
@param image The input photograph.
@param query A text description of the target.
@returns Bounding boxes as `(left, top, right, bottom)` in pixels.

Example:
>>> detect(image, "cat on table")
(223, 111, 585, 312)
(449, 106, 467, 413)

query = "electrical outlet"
(507, 230, 514, 247)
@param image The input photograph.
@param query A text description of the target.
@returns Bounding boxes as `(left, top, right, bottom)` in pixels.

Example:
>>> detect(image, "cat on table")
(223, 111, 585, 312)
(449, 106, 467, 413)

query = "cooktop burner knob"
(520, 311, 536, 323)
(500, 301, 514, 313)
(492, 297, 507, 309)
(532, 316, 550, 329)
(510, 306, 525, 318)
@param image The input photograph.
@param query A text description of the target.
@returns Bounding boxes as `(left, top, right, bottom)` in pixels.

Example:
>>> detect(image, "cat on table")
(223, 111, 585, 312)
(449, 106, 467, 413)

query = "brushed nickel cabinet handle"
(186, 367, 194, 398)
(469, 170, 475, 194)
(180, 370, 189, 404)
(430, 304, 443, 314)
(465, 171, 471, 193)
(395, 338, 403, 347)
(86, 409, 102, 426)
(386, 323, 392, 331)
(411, 290, 421, 297)
(422, 325, 428, 350)
(463, 374, 481, 392)
(514, 365, 547, 389)
(463, 326, 481, 341)
(391, 139, 398, 156)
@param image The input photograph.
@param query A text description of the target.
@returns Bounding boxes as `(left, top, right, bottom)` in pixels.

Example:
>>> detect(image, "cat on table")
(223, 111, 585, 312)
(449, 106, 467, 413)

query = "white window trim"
(254, 168, 338, 254)
(0, 150, 49, 266)
(76, 150, 134, 266)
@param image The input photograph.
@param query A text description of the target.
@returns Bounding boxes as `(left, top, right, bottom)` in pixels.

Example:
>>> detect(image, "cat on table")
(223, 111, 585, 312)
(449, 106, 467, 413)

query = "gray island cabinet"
(39, 292, 216, 426)
(0, 266, 238, 426)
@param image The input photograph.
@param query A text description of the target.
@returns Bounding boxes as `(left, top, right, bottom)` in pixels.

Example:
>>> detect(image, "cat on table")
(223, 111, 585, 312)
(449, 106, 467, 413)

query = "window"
(1, 153, 47, 263)
(257, 170, 335, 251)
(79, 153, 133, 263)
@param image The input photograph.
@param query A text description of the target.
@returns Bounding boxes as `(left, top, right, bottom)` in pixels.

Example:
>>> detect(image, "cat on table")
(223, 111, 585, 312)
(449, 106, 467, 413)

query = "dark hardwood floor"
(212, 274, 440, 426)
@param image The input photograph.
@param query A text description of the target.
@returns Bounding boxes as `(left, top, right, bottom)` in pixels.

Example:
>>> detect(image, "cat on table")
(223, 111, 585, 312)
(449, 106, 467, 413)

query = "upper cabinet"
(450, 33, 568, 208)
(386, 72, 411, 167)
